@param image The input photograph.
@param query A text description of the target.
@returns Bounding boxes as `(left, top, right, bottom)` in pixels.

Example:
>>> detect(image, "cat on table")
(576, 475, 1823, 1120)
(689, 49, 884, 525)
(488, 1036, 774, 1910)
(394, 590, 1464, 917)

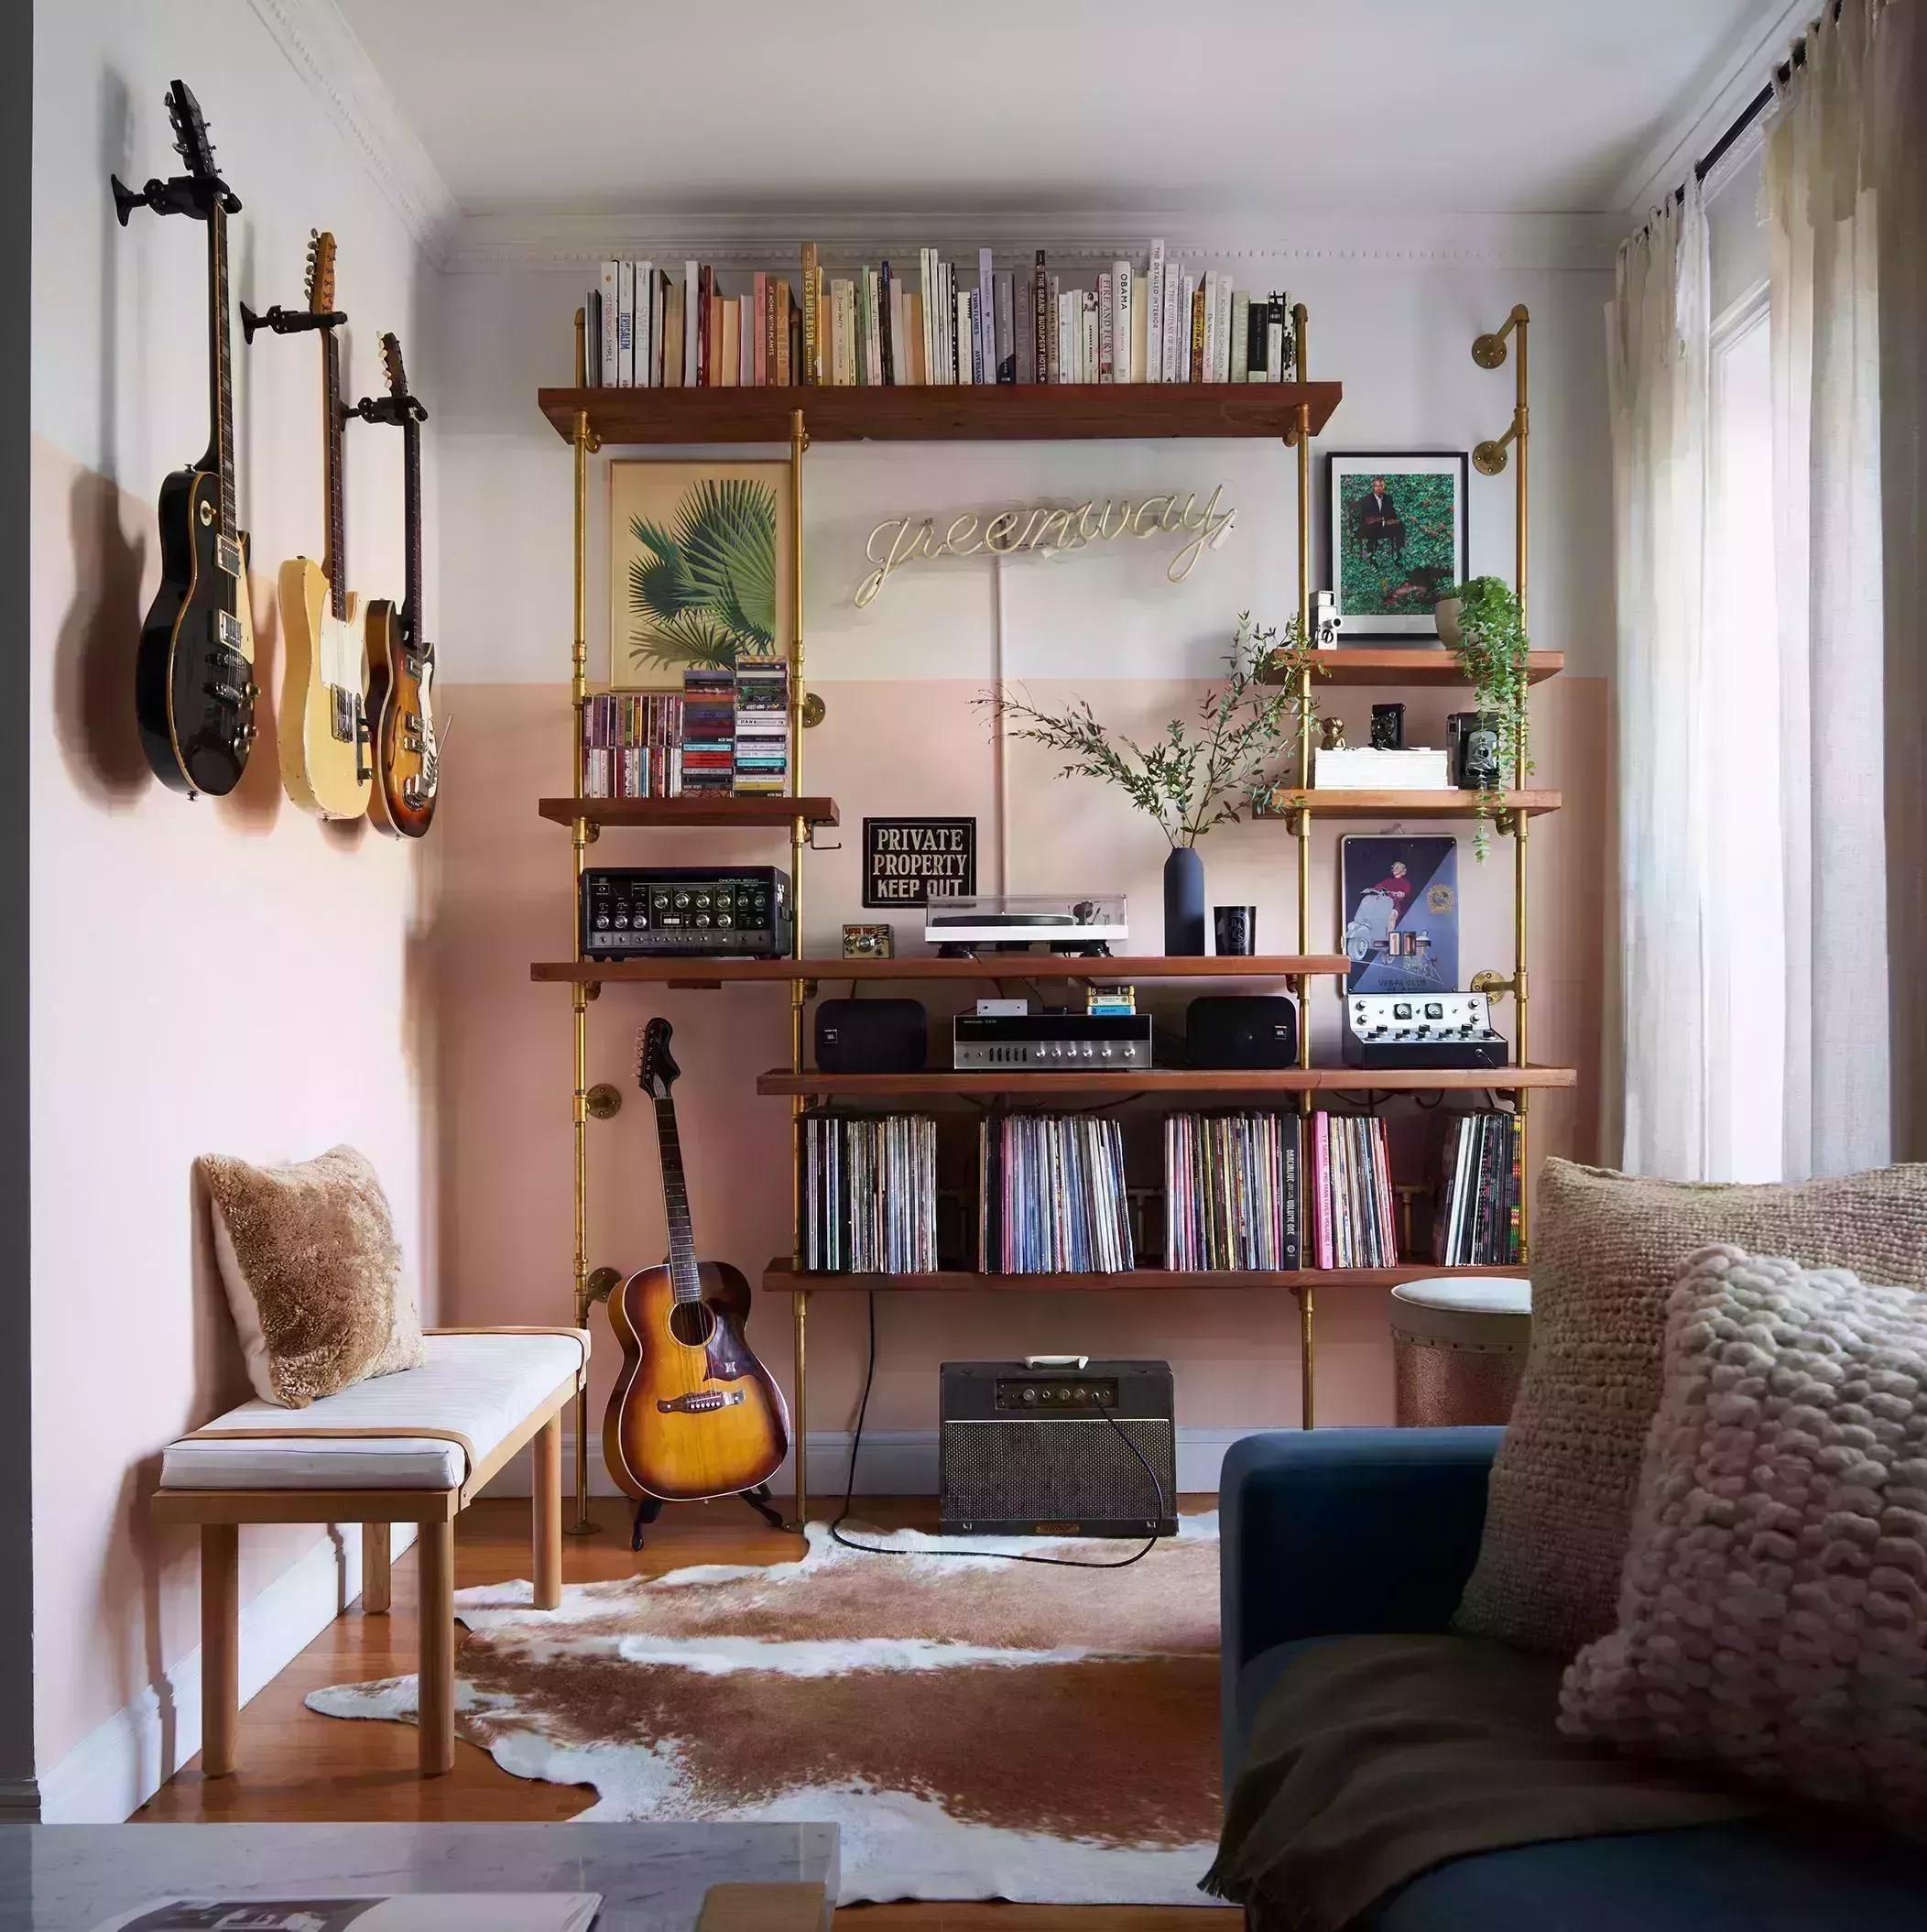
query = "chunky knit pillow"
(1453, 1159, 1927, 1654)
(1560, 1246, 1927, 1820)
(200, 1145, 424, 1408)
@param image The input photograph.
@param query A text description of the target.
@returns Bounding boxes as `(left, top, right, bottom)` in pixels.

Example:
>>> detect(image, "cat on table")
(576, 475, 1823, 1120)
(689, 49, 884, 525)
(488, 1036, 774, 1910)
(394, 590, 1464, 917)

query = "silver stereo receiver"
(953, 1013, 1153, 1071)
(1342, 991, 1509, 1070)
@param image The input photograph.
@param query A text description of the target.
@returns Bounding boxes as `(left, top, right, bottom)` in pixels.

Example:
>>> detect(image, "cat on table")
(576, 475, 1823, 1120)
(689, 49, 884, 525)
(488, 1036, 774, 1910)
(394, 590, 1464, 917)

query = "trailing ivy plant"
(977, 613, 1323, 849)
(1445, 575, 1534, 860)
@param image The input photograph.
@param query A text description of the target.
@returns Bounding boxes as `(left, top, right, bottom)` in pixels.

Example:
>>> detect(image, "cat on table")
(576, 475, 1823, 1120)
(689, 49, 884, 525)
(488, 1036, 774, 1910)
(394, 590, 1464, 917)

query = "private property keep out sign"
(863, 817, 977, 907)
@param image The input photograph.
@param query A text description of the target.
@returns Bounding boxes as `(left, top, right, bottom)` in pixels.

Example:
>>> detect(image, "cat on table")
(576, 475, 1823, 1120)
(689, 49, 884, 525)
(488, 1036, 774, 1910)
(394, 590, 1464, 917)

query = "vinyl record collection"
(978, 1114, 1136, 1274)
(800, 1113, 940, 1273)
(1164, 1112, 1302, 1272)
(1432, 1110, 1523, 1266)
(1309, 1112, 1400, 1271)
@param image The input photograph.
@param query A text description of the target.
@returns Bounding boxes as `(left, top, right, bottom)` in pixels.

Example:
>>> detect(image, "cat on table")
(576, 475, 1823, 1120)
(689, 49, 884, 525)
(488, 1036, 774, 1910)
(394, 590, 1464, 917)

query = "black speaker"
(814, 998, 928, 1075)
(939, 1359, 1177, 1537)
(1184, 994, 1299, 1068)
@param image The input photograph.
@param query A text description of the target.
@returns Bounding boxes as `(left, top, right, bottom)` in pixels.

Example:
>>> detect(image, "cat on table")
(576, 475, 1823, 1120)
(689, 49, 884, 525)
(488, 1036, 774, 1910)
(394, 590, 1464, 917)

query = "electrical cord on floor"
(828, 1292, 1169, 1569)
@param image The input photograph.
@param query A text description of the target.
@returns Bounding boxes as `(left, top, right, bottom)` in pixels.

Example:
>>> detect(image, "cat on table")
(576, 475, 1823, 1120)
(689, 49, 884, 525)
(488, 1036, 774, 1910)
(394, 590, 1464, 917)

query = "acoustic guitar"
(276, 232, 372, 820)
(604, 1020, 790, 1532)
(121, 80, 259, 797)
(359, 332, 440, 838)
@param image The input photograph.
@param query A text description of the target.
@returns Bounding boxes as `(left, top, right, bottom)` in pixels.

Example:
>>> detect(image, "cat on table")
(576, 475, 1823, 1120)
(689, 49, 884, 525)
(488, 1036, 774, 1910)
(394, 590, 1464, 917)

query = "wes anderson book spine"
(800, 242, 820, 384)
(1033, 251, 1048, 384)
(1160, 257, 1181, 381)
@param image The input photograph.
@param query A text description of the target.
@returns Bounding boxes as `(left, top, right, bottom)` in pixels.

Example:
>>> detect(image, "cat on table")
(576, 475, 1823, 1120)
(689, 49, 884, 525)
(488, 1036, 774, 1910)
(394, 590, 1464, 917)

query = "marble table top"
(0, 1823, 839, 1932)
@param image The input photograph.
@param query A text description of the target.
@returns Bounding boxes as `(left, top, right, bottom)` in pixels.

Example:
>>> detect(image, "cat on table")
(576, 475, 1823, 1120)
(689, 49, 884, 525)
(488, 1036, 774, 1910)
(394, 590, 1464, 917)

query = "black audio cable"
(828, 1293, 1170, 1570)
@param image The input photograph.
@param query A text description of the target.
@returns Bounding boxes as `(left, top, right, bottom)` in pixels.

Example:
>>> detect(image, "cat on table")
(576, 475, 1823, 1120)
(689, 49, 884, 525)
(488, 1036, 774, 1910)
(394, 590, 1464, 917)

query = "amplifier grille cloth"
(940, 1418, 1174, 1521)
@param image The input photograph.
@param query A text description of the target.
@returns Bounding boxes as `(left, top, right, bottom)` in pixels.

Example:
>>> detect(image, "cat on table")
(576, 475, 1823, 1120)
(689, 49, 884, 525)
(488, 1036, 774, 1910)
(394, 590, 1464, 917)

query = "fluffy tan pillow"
(1561, 1245, 1927, 1821)
(199, 1145, 424, 1408)
(1453, 1158, 1927, 1654)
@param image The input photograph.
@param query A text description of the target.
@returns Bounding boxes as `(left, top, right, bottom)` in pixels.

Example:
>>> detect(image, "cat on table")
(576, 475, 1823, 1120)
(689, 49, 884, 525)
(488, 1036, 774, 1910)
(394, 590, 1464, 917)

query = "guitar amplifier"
(582, 867, 791, 959)
(939, 1359, 1177, 1537)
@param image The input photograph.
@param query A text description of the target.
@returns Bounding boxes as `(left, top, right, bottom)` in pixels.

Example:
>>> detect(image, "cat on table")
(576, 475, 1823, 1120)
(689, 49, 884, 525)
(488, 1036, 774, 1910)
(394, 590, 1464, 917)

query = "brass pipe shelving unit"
(539, 295, 1551, 1533)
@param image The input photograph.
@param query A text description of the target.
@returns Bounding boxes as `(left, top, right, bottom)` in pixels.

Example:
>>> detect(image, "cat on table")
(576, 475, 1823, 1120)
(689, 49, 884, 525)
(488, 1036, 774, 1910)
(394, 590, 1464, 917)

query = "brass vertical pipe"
(1511, 310, 1531, 1261)
(566, 310, 596, 1534)
(1291, 301, 1316, 1432)
(788, 409, 811, 1529)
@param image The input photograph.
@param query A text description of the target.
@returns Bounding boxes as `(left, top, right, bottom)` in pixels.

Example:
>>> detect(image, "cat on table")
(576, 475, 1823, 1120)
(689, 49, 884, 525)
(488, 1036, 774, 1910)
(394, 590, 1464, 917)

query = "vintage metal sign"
(862, 816, 977, 908)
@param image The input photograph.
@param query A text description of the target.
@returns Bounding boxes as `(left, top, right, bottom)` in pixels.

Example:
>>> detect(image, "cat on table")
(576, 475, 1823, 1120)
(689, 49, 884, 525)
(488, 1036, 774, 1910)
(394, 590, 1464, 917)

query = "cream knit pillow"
(1561, 1246, 1927, 1820)
(1453, 1159, 1927, 1654)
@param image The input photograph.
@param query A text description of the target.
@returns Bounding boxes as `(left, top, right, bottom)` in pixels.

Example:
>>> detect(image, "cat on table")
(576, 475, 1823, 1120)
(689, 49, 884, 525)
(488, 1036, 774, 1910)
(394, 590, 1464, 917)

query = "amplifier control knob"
(675, 892, 691, 910)
(694, 913, 712, 928)
(1100, 1044, 1112, 1058)
(1023, 1388, 1038, 1403)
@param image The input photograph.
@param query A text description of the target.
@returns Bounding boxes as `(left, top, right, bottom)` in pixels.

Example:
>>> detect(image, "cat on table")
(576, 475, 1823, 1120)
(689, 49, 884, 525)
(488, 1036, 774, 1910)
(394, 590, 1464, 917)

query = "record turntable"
(924, 890, 1127, 957)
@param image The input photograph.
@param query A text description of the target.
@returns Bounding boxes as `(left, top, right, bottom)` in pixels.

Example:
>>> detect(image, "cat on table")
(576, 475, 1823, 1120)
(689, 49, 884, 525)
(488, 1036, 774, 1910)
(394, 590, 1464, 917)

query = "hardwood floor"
(136, 1495, 1233, 1926)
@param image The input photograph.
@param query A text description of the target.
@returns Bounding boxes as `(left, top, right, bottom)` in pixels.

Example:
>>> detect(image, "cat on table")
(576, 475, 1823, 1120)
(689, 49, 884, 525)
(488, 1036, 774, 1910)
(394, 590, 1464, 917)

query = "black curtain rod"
(1669, 1, 1834, 206)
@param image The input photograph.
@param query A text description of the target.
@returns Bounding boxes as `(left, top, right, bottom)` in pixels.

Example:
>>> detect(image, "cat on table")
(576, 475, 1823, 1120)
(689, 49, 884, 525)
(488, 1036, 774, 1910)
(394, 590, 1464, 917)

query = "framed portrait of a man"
(1326, 453, 1468, 639)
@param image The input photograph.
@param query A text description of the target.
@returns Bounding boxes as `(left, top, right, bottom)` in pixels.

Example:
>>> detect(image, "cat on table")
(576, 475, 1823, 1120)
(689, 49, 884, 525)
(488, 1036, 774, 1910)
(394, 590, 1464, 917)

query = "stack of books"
(680, 666, 735, 796)
(1432, 1111, 1523, 1266)
(731, 657, 789, 795)
(801, 1113, 940, 1274)
(580, 691, 682, 800)
(1309, 1112, 1400, 1271)
(1164, 1112, 1303, 1272)
(977, 1114, 1135, 1274)
(581, 243, 1297, 389)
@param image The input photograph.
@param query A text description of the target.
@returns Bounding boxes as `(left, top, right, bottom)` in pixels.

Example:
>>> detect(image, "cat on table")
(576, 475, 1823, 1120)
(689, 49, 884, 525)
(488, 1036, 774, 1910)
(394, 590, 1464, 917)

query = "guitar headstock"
(637, 1020, 680, 1099)
(381, 331, 409, 400)
(165, 80, 219, 182)
(305, 230, 337, 317)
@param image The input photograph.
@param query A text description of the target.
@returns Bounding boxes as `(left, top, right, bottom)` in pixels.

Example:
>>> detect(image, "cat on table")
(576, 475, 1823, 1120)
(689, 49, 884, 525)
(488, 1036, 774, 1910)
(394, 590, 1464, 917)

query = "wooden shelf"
(530, 952, 1350, 986)
(1257, 789, 1561, 819)
(1268, 649, 1565, 687)
(765, 1260, 1526, 1294)
(538, 382, 1344, 446)
(538, 795, 838, 828)
(757, 1064, 1578, 1097)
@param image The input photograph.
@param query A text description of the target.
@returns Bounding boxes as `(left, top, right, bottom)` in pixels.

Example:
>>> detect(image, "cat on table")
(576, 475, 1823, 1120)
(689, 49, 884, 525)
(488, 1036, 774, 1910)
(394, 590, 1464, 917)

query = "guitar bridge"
(656, 1389, 746, 1414)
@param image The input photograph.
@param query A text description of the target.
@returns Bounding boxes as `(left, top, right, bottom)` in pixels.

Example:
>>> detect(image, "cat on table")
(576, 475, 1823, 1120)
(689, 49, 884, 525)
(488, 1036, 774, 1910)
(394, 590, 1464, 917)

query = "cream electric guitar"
(276, 232, 371, 819)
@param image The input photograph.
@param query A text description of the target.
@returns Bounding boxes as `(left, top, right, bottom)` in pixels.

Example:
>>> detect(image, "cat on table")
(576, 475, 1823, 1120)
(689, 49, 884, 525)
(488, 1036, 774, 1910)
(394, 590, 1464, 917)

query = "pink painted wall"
(430, 671, 1605, 1473)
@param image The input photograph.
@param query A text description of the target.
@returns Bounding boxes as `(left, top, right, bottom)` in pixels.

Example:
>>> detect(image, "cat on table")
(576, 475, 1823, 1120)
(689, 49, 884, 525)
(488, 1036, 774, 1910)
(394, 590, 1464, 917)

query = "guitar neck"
(321, 326, 346, 620)
(208, 202, 235, 537)
(402, 413, 424, 649)
(654, 1096, 702, 1303)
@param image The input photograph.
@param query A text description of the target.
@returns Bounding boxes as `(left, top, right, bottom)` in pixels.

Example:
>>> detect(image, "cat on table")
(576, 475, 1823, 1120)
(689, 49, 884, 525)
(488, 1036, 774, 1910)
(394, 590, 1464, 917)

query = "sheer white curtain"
(1766, 0, 1891, 1178)
(1607, 186, 1714, 1178)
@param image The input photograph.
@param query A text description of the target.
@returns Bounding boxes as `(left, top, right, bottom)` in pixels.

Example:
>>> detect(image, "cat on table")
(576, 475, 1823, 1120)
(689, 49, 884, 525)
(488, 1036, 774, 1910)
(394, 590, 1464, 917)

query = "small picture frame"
(1326, 453, 1469, 639)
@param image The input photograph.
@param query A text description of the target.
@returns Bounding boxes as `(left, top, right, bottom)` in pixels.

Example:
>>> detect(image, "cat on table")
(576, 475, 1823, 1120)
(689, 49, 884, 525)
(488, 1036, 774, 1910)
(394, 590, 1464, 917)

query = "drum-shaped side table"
(1390, 1276, 1532, 1427)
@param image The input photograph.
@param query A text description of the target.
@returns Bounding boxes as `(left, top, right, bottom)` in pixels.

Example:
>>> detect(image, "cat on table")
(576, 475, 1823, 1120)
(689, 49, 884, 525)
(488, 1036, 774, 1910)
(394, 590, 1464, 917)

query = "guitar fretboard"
(211, 203, 235, 536)
(403, 411, 424, 651)
(322, 325, 347, 622)
(654, 1095, 703, 1304)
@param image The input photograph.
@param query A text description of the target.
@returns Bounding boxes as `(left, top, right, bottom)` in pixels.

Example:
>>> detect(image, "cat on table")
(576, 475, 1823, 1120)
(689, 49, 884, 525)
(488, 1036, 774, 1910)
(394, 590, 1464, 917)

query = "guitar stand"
(628, 1485, 794, 1552)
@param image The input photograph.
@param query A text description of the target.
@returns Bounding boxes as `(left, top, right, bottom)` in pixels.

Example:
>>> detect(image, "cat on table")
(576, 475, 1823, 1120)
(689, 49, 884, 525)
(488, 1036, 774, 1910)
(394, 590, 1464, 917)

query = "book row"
(583, 243, 1298, 391)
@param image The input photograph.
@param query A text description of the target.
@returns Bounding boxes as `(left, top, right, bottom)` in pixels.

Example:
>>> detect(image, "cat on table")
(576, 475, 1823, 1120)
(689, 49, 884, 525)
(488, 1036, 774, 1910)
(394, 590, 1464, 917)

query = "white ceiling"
(333, 0, 1785, 224)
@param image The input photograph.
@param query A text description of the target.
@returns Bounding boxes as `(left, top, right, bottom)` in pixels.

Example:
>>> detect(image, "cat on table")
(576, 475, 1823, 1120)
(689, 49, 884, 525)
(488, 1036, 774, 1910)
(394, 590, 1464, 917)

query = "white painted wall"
(30, 0, 437, 1811)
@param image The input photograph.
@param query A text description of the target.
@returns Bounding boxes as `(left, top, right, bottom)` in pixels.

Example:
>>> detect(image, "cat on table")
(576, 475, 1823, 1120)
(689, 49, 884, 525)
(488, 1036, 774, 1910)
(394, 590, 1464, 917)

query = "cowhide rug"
(310, 1516, 1222, 1905)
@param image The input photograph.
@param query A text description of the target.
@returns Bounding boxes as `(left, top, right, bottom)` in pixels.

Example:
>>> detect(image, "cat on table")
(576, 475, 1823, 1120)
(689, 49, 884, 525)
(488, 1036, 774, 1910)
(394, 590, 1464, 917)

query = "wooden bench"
(152, 1326, 588, 1776)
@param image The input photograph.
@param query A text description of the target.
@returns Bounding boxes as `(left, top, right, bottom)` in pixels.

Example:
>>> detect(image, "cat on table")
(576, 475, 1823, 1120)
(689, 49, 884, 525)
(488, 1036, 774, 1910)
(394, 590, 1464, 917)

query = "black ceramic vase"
(1163, 845, 1206, 955)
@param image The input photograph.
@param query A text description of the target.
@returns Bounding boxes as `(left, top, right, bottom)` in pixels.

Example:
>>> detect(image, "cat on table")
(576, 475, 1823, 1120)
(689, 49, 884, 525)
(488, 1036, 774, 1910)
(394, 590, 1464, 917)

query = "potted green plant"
(1436, 575, 1532, 859)
(979, 614, 1319, 954)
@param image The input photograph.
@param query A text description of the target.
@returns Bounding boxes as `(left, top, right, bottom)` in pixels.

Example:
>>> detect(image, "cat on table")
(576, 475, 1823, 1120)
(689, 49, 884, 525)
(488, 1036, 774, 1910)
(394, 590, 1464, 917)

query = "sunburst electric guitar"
(604, 1020, 790, 1547)
(275, 232, 371, 819)
(358, 332, 439, 837)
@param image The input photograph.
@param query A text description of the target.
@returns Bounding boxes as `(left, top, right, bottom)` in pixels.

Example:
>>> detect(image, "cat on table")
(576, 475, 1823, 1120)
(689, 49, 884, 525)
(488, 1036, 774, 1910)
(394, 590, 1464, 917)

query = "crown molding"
(245, 0, 461, 259)
(1611, 0, 1810, 221)
(443, 207, 1621, 276)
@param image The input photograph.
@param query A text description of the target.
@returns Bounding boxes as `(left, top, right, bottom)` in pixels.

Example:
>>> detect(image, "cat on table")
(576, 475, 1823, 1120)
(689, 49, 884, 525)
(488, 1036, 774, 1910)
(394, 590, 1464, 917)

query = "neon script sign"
(855, 485, 1238, 606)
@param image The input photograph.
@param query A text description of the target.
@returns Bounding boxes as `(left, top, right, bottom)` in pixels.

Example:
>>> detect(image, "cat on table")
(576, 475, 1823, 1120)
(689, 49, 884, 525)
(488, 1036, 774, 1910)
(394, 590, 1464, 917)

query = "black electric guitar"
(117, 81, 258, 797)
(604, 1021, 789, 1547)
(357, 332, 439, 838)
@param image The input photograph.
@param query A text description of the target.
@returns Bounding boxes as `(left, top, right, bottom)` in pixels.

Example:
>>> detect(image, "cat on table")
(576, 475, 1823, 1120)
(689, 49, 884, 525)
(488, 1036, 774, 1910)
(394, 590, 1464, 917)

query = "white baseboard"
(37, 1523, 416, 1824)
(482, 1429, 1252, 1503)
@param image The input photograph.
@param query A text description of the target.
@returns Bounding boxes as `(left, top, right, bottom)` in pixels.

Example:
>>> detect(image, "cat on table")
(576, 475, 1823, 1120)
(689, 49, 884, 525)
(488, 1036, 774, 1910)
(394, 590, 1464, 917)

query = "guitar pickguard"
(702, 1304, 761, 1385)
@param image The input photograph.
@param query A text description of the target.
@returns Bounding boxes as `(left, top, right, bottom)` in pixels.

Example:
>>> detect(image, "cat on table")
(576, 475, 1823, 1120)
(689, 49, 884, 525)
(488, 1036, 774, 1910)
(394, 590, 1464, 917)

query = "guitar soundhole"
(667, 1300, 716, 1348)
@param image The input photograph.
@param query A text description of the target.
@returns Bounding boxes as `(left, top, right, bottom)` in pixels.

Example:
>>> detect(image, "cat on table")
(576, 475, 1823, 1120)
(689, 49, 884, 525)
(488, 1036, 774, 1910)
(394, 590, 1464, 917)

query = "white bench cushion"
(159, 1331, 586, 1491)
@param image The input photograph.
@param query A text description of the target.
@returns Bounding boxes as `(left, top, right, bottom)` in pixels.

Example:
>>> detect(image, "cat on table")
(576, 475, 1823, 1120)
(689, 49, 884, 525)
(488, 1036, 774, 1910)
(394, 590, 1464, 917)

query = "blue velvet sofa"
(1220, 1428, 1927, 1929)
